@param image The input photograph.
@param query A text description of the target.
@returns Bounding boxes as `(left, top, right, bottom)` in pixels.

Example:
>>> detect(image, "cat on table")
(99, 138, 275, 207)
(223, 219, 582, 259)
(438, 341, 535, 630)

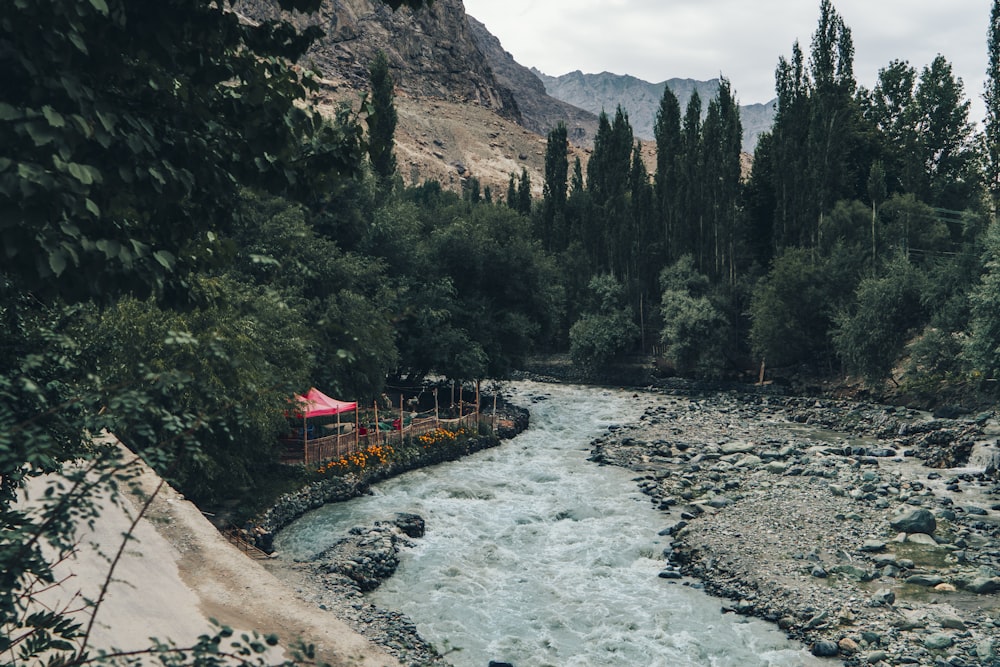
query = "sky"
(462, 0, 993, 122)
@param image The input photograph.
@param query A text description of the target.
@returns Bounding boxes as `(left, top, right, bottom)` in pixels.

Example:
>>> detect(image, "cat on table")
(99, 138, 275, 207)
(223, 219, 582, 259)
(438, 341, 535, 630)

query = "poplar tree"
(541, 123, 569, 251)
(677, 91, 704, 265)
(653, 85, 682, 261)
(367, 50, 398, 185)
(987, 0, 1000, 219)
(807, 0, 861, 249)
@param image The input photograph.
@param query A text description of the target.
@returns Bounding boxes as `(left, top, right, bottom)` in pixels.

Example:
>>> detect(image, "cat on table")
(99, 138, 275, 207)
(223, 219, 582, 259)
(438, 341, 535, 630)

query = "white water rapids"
(276, 382, 826, 667)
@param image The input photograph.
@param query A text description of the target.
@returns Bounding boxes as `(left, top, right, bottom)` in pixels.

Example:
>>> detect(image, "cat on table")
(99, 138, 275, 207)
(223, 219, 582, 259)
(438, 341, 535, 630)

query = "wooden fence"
(279, 411, 484, 466)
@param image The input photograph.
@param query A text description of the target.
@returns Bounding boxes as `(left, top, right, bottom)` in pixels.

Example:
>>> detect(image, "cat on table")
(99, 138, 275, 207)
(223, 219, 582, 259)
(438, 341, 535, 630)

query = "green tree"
(832, 253, 927, 384)
(367, 50, 398, 186)
(540, 123, 569, 252)
(749, 247, 847, 368)
(0, 0, 349, 303)
(677, 91, 704, 262)
(653, 85, 682, 261)
(700, 78, 743, 283)
(658, 256, 730, 378)
(986, 0, 1000, 219)
(964, 220, 1000, 385)
(1, 0, 428, 663)
(517, 166, 533, 216)
(912, 55, 980, 213)
(569, 274, 639, 373)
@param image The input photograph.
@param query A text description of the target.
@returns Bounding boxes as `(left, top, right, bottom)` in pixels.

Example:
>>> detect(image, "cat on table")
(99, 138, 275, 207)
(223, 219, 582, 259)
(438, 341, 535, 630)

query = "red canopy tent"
(290, 388, 358, 455)
(293, 387, 357, 418)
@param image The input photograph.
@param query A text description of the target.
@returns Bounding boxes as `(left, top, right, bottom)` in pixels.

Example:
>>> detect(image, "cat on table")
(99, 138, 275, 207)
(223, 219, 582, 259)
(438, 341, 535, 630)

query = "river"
(275, 382, 826, 667)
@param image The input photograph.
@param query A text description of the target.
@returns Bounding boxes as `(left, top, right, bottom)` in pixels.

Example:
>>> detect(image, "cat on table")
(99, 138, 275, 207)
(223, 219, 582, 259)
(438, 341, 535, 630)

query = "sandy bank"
(30, 442, 402, 666)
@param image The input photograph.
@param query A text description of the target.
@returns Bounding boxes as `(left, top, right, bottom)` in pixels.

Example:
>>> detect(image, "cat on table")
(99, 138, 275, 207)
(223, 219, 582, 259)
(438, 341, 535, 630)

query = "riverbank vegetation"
(6, 0, 1000, 662)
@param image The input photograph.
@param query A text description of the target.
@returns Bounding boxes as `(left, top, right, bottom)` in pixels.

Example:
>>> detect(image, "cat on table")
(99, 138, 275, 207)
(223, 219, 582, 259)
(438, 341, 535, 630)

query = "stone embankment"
(592, 387, 1000, 667)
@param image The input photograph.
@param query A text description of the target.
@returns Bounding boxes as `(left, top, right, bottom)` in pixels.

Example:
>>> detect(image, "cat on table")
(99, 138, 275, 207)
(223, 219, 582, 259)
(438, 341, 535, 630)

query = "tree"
(517, 167, 532, 216)
(965, 220, 1000, 385)
(540, 123, 569, 252)
(1, 0, 429, 663)
(677, 91, 704, 263)
(862, 59, 918, 194)
(912, 55, 980, 213)
(653, 85, 682, 261)
(749, 247, 844, 368)
(658, 256, 730, 378)
(986, 0, 1000, 220)
(0, 0, 346, 303)
(832, 253, 927, 385)
(367, 50, 398, 186)
(700, 78, 743, 283)
(569, 274, 639, 373)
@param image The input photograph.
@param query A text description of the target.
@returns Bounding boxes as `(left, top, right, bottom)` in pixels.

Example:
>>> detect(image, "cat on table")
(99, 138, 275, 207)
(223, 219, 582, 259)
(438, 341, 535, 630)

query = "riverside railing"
(278, 410, 483, 466)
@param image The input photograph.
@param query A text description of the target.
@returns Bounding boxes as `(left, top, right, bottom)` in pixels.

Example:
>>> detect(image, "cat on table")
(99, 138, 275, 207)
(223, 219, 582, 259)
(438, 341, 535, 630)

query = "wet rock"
(810, 640, 839, 657)
(891, 508, 937, 534)
(392, 513, 425, 538)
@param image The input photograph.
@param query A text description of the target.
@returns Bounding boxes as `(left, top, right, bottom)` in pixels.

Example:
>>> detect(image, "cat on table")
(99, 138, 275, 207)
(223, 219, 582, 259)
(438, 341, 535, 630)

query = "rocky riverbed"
(591, 386, 1000, 666)
(264, 384, 1000, 667)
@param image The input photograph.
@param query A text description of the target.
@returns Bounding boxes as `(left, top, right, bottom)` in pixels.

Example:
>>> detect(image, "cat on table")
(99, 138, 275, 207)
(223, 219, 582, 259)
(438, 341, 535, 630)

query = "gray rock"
(810, 640, 840, 657)
(923, 633, 953, 650)
(905, 574, 944, 587)
(964, 576, 1000, 594)
(891, 508, 937, 534)
(906, 532, 938, 546)
(871, 588, 895, 606)
(861, 539, 886, 552)
(937, 614, 966, 630)
(977, 638, 997, 661)
(720, 441, 755, 455)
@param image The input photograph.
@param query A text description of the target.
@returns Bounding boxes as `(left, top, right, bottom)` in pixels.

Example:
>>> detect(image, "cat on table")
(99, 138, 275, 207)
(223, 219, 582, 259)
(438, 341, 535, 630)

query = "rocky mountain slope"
(535, 69, 776, 152)
(237, 0, 766, 195)
(465, 16, 599, 147)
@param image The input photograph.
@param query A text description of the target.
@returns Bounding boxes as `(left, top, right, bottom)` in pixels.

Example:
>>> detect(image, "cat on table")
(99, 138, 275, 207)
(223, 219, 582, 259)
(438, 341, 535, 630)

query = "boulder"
(890, 508, 936, 534)
(810, 640, 840, 657)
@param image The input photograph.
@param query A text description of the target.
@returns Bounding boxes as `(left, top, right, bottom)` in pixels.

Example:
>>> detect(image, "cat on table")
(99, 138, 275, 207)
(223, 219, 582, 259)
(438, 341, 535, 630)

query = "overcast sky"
(462, 0, 992, 122)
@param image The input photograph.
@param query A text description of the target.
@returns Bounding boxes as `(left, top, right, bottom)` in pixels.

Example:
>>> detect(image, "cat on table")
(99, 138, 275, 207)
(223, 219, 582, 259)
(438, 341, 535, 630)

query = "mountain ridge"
(532, 68, 775, 152)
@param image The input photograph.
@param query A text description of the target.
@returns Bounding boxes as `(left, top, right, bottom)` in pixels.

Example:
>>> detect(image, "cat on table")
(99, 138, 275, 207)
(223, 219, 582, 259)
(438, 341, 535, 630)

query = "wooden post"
(451, 380, 455, 415)
(399, 394, 404, 445)
(434, 387, 439, 428)
(374, 401, 380, 445)
(302, 411, 307, 465)
(476, 380, 480, 432)
(758, 359, 766, 386)
(492, 393, 498, 432)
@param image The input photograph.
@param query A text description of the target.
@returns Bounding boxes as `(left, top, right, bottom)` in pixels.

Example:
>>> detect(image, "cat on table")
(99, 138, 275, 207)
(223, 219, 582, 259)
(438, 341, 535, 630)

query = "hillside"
(534, 69, 776, 152)
(465, 16, 600, 147)
(237, 0, 763, 195)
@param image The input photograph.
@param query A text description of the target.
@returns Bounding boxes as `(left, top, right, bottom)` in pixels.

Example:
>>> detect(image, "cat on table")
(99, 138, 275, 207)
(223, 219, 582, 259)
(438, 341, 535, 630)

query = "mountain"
(465, 16, 599, 147)
(234, 0, 770, 193)
(533, 69, 775, 152)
